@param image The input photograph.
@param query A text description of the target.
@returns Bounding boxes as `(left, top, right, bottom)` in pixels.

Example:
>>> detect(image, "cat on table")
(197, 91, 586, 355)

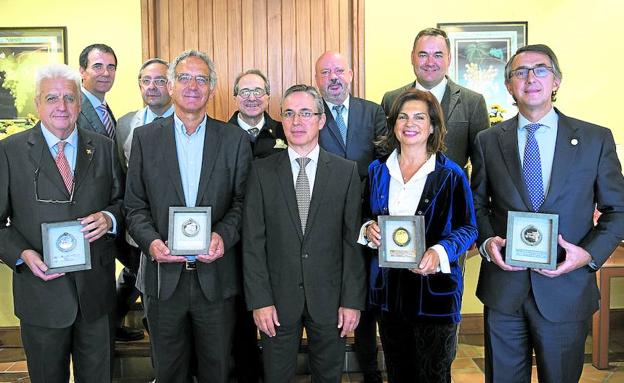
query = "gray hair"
(167, 50, 217, 89)
(35, 63, 81, 100)
(138, 58, 169, 79)
(281, 84, 324, 113)
(232, 69, 271, 96)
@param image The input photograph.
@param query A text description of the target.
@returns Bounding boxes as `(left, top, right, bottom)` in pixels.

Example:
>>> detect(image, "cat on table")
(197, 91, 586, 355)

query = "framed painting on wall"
(0, 27, 67, 138)
(437, 22, 527, 123)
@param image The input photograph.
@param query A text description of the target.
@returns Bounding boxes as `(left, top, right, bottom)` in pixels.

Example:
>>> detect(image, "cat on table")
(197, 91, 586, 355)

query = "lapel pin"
(86, 149, 93, 155)
(571, 138, 578, 146)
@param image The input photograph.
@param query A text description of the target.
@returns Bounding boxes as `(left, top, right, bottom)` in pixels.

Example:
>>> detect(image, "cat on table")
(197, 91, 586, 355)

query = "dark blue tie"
(523, 123, 544, 212)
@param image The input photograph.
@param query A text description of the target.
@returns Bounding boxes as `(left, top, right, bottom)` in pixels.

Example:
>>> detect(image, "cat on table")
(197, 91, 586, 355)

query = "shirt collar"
(415, 77, 448, 103)
(81, 86, 106, 108)
(173, 113, 207, 137)
(237, 113, 265, 132)
(288, 144, 320, 165)
(146, 104, 175, 124)
(517, 107, 558, 131)
(40, 123, 79, 150)
(324, 95, 351, 113)
(387, 149, 437, 184)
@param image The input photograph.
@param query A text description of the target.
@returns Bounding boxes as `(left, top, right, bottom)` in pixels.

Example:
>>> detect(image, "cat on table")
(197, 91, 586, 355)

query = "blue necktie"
(523, 123, 544, 212)
(332, 104, 347, 144)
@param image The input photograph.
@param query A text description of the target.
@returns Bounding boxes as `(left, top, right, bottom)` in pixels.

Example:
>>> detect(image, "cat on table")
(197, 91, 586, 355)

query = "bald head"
(314, 51, 353, 105)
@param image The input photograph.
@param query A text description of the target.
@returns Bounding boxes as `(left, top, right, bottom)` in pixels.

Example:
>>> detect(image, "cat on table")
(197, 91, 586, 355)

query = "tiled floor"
(2, 334, 624, 382)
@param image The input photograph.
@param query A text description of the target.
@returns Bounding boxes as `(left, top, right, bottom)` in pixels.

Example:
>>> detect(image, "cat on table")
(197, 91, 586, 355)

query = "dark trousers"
(377, 310, 457, 383)
(484, 293, 589, 383)
(114, 244, 141, 328)
(354, 308, 381, 380)
(261, 305, 345, 383)
(231, 294, 262, 382)
(21, 311, 112, 383)
(144, 270, 235, 383)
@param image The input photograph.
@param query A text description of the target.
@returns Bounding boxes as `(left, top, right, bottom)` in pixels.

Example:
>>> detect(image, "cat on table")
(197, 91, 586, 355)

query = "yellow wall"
(365, 0, 624, 313)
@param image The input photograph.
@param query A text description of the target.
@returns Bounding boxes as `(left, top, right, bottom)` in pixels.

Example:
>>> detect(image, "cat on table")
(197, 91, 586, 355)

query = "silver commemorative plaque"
(42, 220, 91, 274)
(505, 211, 558, 270)
(168, 207, 211, 255)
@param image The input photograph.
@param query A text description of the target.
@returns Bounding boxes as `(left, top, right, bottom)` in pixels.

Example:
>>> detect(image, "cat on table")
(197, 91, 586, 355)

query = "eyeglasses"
(175, 73, 210, 87)
(33, 168, 75, 204)
(139, 77, 168, 87)
(510, 66, 554, 79)
(318, 68, 347, 78)
(281, 110, 323, 120)
(237, 88, 267, 98)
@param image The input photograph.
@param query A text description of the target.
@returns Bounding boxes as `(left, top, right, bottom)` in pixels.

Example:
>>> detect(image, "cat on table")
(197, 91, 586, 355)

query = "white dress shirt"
(324, 95, 351, 130)
(416, 77, 448, 104)
(287, 145, 320, 193)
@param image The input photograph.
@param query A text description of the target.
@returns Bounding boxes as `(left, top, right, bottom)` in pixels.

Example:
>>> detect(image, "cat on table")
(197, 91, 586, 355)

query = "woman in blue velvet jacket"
(360, 89, 477, 383)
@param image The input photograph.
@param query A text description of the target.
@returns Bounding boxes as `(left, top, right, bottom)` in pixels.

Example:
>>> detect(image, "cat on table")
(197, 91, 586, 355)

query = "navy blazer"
(365, 152, 477, 323)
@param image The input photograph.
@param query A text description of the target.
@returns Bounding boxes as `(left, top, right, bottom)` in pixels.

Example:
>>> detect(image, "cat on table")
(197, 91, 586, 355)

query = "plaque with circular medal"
(42, 220, 91, 274)
(378, 215, 426, 269)
(505, 211, 558, 270)
(168, 207, 212, 255)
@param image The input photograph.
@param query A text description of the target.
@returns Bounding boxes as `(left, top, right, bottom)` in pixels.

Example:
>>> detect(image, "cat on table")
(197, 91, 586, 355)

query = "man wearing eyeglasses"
(0, 63, 124, 383)
(472, 44, 624, 382)
(228, 69, 286, 160)
(77, 44, 118, 140)
(243, 84, 366, 382)
(125, 50, 252, 383)
(111, 58, 175, 344)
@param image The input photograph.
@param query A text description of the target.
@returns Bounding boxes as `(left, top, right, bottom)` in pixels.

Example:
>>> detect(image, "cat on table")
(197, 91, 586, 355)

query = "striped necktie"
(523, 123, 544, 211)
(97, 103, 115, 138)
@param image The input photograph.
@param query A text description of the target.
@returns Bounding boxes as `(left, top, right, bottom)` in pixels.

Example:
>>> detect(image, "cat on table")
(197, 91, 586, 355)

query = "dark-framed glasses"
(281, 110, 323, 120)
(238, 88, 267, 98)
(175, 73, 210, 87)
(139, 77, 168, 87)
(510, 66, 554, 79)
(34, 168, 75, 204)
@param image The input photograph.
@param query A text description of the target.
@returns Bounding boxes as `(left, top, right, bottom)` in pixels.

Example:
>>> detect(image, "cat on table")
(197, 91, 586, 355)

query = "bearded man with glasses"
(0, 63, 124, 383)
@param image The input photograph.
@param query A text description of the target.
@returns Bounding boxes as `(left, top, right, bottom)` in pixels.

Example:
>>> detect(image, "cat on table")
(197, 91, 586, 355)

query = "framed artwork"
(437, 22, 527, 122)
(0, 27, 67, 125)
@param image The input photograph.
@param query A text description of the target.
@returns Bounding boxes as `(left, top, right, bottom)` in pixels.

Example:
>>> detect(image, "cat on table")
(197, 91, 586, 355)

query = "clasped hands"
(148, 232, 225, 263)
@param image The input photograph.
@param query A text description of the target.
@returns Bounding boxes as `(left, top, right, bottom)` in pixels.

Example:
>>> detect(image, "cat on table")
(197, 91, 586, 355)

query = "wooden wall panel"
(141, 0, 365, 121)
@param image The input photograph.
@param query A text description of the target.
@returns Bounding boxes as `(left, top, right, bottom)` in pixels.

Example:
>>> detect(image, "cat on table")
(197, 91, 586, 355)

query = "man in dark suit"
(228, 69, 286, 159)
(471, 44, 624, 383)
(381, 28, 489, 169)
(243, 84, 366, 383)
(0, 63, 124, 382)
(315, 51, 386, 383)
(125, 50, 252, 383)
(77, 43, 118, 139)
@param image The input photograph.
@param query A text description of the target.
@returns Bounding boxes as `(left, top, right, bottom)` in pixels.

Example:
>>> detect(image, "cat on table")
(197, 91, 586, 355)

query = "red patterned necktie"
(55, 141, 73, 193)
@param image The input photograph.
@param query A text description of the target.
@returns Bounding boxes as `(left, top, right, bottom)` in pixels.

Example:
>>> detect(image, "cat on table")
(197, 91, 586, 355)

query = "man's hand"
(337, 307, 360, 337)
(20, 249, 64, 281)
(196, 232, 225, 263)
(365, 221, 381, 247)
(535, 234, 592, 278)
(79, 212, 112, 242)
(148, 239, 186, 263)
(253, 305, 280, 337)
(411, 248, 440, 276)
(486, 236, 526, 271)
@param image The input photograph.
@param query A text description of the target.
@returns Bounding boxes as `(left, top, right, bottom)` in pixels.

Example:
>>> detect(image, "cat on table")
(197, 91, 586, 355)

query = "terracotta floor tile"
(6, 361, 27, 372)
(0, 362, 13, 372)
(452, 357, 479, 370)
(451, 371, 484, 383)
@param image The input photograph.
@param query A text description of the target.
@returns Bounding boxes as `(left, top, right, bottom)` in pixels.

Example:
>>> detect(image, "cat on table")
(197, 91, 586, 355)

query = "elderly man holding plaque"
(472, 44, 624, 383)
(125, 50, 252, 383)
(359, 89, 477, 383)
(0, 63, 124, 382)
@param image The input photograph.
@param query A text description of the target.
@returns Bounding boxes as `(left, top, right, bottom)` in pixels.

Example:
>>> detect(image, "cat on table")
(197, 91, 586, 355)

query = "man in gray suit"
(382, 28, 489, 168)
(125, 50, 252, 383)
(314, 50, 386, 383)
(0, 63, 124, 382)
(472, 44, 624, 383)
(243, 84, 366, 383)
(77, 43, 118, 139)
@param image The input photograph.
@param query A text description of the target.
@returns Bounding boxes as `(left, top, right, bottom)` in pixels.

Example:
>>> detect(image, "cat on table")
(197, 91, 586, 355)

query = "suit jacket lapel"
(80, 92, 107, 135)
(541, 112, 579, 210)
(498, 116, 534, 211)
(441, 79, 460, 121)
(323, 101, 347, 153)
(28, 125, 69, 197)
(345, 97, 361, 153)
(304, 150, 330, 236)
(276, 152, 304, 241)
(72, 131, 95, 194)
(195, 116, 221, 205)
(161, 117, 186, 204)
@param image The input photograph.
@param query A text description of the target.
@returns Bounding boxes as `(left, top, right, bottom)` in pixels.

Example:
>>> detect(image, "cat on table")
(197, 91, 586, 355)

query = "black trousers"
(144, 270, 235, 383)
(377, 311, 458, 383)
(114, 244, 141, 328)
(231, 294, 262, 383)
(21, 311, 112, 383)
(484, 293, 589, 383)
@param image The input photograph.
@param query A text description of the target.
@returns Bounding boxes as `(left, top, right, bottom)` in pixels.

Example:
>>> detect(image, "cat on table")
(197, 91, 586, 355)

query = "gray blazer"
(381, 78, 489, 168)
(471, 110, 624, 322)
(243, 149, 366, 325)
(77, 90, 116, 137)
(125, 115, 252, 301)
(0, 125, 124, 328)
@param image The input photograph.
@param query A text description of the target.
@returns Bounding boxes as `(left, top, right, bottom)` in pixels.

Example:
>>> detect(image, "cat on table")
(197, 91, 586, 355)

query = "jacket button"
(302, 253, 309, 259)
(299, 283, 304, 289)
(424, 199, 429, 203)
(417, 211, 423, 215)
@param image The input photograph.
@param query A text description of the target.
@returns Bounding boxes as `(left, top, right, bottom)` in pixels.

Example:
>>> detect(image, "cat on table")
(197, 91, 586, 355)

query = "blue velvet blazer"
(365, 152, 478, 323)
